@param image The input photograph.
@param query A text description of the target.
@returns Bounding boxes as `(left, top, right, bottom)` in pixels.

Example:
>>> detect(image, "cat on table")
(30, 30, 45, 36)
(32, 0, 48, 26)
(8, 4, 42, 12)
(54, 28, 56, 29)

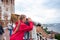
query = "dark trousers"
(24, 32, 29, 40)
(9, 29, 12, 36)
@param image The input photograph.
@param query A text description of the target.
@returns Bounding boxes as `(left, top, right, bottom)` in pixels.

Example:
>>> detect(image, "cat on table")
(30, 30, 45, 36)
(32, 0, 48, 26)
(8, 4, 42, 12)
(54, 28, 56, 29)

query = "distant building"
(0, 0, 14, 20)
(36, 25, 49, 38)
(48, 31, 57, 39)
(0, 11, 1, 20)
(36, 24, 56, 40)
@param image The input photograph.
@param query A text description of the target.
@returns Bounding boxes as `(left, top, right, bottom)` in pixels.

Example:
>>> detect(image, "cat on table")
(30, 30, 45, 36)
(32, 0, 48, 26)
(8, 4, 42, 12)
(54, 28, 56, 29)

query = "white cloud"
(15, 0, 60, 24)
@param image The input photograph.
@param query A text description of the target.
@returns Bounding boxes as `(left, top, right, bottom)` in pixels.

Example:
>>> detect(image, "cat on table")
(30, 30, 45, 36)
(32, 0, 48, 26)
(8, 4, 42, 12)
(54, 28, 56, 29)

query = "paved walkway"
(3, 29, 10, 40)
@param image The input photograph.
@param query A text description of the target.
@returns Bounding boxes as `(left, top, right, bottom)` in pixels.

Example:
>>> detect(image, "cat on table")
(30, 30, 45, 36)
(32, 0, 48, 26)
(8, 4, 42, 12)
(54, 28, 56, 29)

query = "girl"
(10, 15, 33, 40)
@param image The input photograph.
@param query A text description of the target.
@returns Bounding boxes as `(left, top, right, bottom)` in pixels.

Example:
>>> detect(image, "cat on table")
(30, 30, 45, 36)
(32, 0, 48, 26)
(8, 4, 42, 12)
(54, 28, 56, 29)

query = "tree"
(44, 27, 50, 34)
(55, 34, 60, 40)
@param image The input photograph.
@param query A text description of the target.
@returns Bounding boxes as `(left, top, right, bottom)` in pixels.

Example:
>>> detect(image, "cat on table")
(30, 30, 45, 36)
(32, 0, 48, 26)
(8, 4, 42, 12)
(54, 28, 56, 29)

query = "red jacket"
(10, 20, 33, 40)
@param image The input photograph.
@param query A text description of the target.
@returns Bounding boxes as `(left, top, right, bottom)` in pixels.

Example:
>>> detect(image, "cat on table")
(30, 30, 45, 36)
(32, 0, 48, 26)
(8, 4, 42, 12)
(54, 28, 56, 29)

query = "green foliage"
(44, 27, 50, 34)
(55, 34, 60, 40)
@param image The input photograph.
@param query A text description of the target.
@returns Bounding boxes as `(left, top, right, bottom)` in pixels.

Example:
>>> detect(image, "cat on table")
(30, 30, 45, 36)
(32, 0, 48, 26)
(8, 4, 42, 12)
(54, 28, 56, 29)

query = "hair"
(20, 15, 26, 20)
(26, 18, 28, 21)
(36, 23, 41, 26)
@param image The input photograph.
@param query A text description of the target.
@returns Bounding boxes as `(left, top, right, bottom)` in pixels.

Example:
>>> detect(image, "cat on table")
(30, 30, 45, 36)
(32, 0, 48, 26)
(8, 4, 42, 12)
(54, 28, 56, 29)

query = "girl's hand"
(28, 18, 32, 22)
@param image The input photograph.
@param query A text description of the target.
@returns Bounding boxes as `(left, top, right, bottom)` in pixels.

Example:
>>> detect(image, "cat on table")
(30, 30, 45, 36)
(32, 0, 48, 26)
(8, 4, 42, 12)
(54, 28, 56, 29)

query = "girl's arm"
(12, 21, 20, 34)
(20, 21, 33, 32)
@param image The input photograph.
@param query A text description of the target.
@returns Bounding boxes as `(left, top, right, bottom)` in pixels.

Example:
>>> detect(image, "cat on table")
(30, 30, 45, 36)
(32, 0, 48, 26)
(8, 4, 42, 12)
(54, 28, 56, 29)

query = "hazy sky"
(15, 0, 60, 24)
